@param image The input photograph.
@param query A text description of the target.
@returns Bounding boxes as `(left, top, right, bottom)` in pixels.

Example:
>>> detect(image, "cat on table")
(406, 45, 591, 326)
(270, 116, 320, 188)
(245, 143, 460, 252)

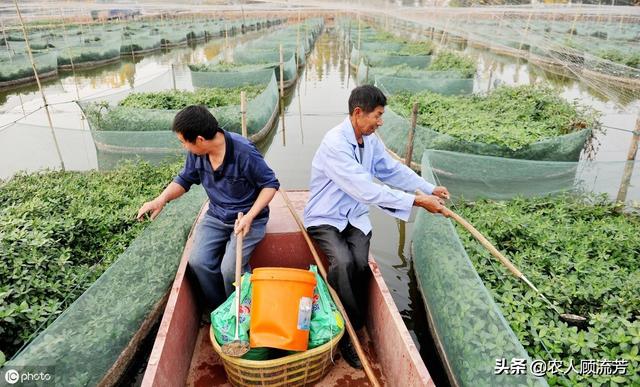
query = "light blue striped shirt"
(304, 117, 435, 234)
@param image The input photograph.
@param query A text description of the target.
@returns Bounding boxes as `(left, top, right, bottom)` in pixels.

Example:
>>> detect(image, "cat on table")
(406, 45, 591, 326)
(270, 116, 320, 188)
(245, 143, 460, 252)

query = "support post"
(404, 102, 418, 167)
(171, 64, 177, 90)
(616, 116, 640, 205)
(14, 0, 65, 171)
(241, 91, 247, 138)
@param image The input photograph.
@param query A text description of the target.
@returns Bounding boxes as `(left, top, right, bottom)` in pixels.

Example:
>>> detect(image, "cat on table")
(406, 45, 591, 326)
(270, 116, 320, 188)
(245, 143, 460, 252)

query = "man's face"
(177, 133, 206, 155)
(355, 105, 385, 137)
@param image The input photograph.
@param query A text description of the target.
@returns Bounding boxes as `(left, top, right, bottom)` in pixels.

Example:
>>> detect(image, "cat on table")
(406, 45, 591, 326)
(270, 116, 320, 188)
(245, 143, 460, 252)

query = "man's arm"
(321, 142, 416, 220)
(234, 187, 277, 236)
(136, 182, 186, 220)
(371, 134, 436, 194)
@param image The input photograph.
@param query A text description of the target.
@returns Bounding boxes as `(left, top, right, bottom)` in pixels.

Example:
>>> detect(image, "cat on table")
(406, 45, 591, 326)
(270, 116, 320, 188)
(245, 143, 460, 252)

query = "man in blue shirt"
(137, 105, 279, 312)
(304, 85, 450, 369)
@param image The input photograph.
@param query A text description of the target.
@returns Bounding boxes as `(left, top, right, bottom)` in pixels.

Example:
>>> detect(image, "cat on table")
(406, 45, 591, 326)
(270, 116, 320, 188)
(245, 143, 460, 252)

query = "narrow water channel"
(2, 17, 637, 386)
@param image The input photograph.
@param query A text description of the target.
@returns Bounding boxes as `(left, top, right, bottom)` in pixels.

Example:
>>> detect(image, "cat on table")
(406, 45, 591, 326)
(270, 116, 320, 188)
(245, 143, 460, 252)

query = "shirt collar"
(222, 130, 235, 167)
(210, 130, 235, 180)
(342, 117, 359, 147)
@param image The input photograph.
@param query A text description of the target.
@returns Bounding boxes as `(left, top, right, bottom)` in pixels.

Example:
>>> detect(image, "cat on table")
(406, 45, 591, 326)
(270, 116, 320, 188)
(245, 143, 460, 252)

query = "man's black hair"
(172, 105, 220, 143)
(348, 85, 387, 115)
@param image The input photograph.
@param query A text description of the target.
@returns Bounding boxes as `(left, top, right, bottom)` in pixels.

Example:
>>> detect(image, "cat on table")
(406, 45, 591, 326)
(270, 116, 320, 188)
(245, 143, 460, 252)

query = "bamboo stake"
(279, 43, 284, 98)
(297, 80, 303, 145)
(357, 13, 361, 51)
(240, 91, 247, 138)
(404, 102, 418, 167)
(1, 18, 13, 56)
(59, 8, 80, 101)
(14, 0, 65, 171)
(439, 16, 450, 47)
(616, 116, 640, 204)
(171, 64, 177, 90)
(518, 12, 533, 52)
(280, 189, 381, 387)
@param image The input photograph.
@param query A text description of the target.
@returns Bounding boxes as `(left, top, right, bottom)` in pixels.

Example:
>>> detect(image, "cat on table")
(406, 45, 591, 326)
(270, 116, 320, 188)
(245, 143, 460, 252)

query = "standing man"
(304, 85, 450, 369)
(137, 105, 279, 313)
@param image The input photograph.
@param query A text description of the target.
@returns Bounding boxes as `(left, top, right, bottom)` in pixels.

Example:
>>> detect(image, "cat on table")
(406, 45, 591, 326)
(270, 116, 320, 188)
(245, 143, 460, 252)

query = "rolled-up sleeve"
(372, 135, 435, 195)
(321, 142, 414, 221)
(247, 145, 280, 190)
(173, 152, 201, 192)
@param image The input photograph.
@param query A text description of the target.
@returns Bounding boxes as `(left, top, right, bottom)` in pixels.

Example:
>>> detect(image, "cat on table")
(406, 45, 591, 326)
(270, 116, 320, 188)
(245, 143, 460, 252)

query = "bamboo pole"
(14, 0, 65, 171)
(615, 116, 640, 204)
(280, 189, 381, 387)
(1, 18, 13, 56)
(439, 16, 450, 47)
(404, 102, 418, 167)
(518, 12, 533, 52)
(171, 64, 177, 90)
(357, 13, 361, 51)
(59, 8, 81, 101)
(279, 43, 284, 98)
(240, 91, 247, 138)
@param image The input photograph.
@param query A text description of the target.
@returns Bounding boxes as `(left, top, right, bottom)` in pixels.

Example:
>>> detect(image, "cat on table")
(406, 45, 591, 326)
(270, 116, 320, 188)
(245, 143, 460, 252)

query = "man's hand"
(136, 198, 166, 221)
(414, 194, 449, 216)
(234, 212, 253, 237)
(432, 186, 450, 200)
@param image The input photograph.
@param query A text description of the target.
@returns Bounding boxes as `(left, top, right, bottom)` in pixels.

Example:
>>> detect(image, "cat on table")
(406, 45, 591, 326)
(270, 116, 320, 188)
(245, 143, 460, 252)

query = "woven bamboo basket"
(210, 327, 344, 386)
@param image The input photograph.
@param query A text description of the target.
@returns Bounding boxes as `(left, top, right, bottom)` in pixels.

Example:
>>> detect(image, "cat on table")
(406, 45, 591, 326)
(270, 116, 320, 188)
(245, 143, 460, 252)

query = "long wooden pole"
(240, 91, 247, 138)
(1, 18, 13, 56)
(279, 43, 284, 98)
(14, 0, 65, 171)
(615, 116, 640, 204)
(59, 8, 81, 101)
(404, 102, 418, 167)
(280, 189, 381, 387)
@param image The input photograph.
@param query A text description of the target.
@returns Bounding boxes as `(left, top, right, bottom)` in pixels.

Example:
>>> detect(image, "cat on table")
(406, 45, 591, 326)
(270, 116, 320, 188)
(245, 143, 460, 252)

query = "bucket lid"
(252, 267, 317, 286)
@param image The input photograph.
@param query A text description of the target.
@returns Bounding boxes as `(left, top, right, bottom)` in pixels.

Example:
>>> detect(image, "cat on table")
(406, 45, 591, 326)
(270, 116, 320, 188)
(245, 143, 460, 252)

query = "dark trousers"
(307, 223, 372, 330)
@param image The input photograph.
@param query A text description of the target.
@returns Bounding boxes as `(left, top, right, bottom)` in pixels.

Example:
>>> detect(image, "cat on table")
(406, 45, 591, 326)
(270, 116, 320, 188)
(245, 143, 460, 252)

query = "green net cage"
(413, 150, 639, 386)
(79, 73, 280, 152)
(377, 108, 591, 164)
(4, 187, 207, 386)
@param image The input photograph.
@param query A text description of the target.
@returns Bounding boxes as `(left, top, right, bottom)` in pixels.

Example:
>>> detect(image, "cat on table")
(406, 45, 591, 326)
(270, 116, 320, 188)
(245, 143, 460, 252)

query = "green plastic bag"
(210, 273, 269, 360)
(309, 265, 344, 349)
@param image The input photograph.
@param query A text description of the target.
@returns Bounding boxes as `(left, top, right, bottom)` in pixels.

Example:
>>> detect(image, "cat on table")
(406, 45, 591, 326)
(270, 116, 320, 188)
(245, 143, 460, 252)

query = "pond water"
(1, 18, 638, 385)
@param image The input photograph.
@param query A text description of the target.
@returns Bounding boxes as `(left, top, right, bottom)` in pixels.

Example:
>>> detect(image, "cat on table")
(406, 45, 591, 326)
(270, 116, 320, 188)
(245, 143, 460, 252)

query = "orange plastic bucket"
(249, 267, 317, 351)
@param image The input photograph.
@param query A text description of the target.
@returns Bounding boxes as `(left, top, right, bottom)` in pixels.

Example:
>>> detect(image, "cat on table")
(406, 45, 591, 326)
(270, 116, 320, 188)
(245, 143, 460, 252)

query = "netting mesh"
(79, 73, 280, 152)
(190, 65, 275, 88)
(423, 149, 639, 205)
(4, 187, 207, 385)
(0, 51, 58, 85)
(413, 150, 639, 386)
(414, 152, 548, 387)
(377, 108, 591, 163)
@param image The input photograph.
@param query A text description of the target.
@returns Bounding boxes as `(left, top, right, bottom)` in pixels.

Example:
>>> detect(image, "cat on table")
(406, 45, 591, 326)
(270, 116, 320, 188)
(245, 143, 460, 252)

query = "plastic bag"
(308, 265, 344, 349)
(211, 273, 269, 360)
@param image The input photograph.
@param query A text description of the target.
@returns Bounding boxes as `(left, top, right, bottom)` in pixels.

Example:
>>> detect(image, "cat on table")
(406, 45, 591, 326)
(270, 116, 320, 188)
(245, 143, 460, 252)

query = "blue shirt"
(304, 117, 435, 234)
(173, 130, 280, 223)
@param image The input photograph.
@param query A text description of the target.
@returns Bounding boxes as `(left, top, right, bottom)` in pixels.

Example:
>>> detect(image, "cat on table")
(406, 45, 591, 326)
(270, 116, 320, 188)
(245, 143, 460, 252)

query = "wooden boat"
(141, 191, 436, 386)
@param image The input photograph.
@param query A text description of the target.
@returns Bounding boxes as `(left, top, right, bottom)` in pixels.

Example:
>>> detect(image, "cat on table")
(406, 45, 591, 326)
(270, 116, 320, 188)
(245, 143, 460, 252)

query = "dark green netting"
(376, 73, 474, 95)
(413, 150, 639, 386)
(413, 153, 548, 387)
(190, 65, 275, 89)
(80, 74, 279, 152)
(0, 52, 58, 84)
(377, 108, 591, 164)
(4, 187, 207, 385)
(423, 149, 640, 206)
